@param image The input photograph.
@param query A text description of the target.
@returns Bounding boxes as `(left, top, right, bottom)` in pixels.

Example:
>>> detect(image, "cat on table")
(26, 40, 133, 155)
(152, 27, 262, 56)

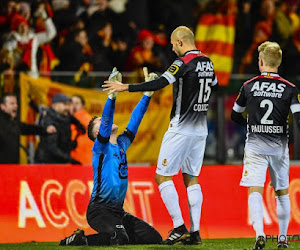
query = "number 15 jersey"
(233, 72, 300, 155)
(162, 50, 218, 136)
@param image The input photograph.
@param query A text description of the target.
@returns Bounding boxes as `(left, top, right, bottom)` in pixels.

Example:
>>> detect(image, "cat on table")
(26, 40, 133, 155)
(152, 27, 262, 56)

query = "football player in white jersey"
(232, 41, 300, 250)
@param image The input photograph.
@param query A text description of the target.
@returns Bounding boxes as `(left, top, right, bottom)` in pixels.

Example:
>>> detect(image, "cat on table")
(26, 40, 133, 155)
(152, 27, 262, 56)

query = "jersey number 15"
(198, 78, 212, 103)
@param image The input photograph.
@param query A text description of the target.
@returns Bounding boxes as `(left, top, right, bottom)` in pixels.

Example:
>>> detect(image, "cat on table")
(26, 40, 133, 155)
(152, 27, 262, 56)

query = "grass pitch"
(0, 238, 300, 250)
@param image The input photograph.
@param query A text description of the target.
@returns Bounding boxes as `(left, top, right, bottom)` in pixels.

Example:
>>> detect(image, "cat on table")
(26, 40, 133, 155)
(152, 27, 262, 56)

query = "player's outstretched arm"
(99, 68, 122, 140)
(126, 68, 157, 135)
(103, 80, 129, 95)
(103, 70, 168, 94)
(117, 68, 157, 152)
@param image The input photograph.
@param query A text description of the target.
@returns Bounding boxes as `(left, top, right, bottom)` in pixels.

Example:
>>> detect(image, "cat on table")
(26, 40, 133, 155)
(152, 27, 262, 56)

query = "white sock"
(248, 192, 265, 238)
(187, 184, 202, 233)
(276, 194, 290, 242)
(158, 180, 184, 228)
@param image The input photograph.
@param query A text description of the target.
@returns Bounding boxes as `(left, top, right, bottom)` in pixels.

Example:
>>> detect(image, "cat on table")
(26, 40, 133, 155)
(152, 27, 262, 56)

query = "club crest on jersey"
(118, 163, 128, 179)
(244, 170, 248, 176)
(162, 159, 168, 166)
(167, 64, 179, 75)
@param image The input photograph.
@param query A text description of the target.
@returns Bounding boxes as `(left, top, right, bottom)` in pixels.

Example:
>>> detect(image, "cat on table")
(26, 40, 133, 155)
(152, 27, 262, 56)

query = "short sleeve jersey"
(161, 50, 218, 136)
(234, 72, 300, 155)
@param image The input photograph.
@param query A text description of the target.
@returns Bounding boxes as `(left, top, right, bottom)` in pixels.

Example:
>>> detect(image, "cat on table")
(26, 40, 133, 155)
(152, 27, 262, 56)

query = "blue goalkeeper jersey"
(90, 95, 150, 210)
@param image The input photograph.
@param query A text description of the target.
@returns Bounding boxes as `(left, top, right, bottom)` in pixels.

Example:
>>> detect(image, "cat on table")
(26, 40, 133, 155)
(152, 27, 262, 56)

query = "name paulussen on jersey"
(250, 125, 284, 133)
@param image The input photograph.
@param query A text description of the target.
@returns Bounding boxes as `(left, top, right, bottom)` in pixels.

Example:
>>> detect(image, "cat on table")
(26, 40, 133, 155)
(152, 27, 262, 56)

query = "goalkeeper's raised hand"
(143, 67, 158, 97)
(106, 67, 123, 99)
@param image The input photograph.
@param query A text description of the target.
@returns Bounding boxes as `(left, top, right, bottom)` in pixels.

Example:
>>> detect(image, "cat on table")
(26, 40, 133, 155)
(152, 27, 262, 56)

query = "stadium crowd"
(0, 0, 299, 87)
(0, 0, 300, 164)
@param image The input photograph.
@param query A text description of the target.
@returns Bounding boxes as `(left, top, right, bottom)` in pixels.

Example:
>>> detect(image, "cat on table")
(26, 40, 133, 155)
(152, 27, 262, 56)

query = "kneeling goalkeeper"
(60, 68, 162, 246)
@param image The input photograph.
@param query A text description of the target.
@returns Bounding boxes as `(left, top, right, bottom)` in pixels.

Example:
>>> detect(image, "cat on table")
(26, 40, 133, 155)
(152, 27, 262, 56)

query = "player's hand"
(143, 67, 158, 97)
(105, 67, 123, 99)
(103, 67, 128, 96)
(46, 125, 57, 134)
(108, 67, 122, 82)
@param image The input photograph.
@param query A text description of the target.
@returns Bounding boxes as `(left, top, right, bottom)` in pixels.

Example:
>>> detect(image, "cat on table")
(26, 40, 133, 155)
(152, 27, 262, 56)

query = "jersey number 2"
(260, 99, 273, 124)
(198, 78, 212, 103)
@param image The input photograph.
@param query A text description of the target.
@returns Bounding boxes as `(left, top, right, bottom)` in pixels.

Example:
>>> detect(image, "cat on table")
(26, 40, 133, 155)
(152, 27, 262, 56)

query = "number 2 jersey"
(129, 50, 218, 136)
(233, 72, 300, 155)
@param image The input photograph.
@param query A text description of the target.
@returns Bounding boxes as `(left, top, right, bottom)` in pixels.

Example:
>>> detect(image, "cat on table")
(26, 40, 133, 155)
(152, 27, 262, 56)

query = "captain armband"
(97, 134, 110, 144)
(124, 128, 135, 143)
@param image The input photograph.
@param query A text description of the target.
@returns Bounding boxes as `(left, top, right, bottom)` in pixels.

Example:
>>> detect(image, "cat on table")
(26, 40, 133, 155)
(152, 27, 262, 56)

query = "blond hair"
(258, 41, 282, 68)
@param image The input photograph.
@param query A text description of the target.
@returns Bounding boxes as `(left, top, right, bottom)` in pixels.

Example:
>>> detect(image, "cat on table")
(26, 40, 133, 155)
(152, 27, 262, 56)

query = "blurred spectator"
(34, 2, 59, 77)
(70, 95, 93, 165)
(125, 0, 149, 30)
(111, 34, 130, 71)
(90, 22, 114, 71)
(0, 93, 56, 164)
(272, 0, 299, 50)
(0, 48, 14, 93)
(239, 0, 275, 74)
(0, 1, 31, 36)
(147, 0, 198, 35)
(125, 29, 162, 73)
(56, 28, 93, 85)
(51, 0, 79, 33)
(80, 0, 119, 39)
(0, 1, 17, 36)
(77, 0, 91, 17)
(2, 2, 57, 78)
(271, 0, 300, 78)
(35, 93, 84, 164)
(152, 25, 174, 69)
(53, 17, 86, 56)
(233, 0, 254, 73)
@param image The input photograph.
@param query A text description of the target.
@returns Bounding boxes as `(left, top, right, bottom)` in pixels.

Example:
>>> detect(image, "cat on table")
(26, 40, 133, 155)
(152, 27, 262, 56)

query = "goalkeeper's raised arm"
(103, 70, 167, 94)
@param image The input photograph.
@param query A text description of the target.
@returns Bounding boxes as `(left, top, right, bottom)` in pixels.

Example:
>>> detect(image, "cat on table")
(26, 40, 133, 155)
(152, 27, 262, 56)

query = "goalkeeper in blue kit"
(59, 68, 162, 246)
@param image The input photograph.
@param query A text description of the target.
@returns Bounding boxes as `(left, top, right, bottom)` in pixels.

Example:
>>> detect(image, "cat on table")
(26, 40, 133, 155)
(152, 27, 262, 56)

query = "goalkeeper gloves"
(143, 67, 158, 97)
(107, 67, 122, 99)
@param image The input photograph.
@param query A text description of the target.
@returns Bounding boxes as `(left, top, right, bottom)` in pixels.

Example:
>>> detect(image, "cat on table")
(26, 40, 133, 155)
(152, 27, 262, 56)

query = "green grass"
(0, 238, 300, 250)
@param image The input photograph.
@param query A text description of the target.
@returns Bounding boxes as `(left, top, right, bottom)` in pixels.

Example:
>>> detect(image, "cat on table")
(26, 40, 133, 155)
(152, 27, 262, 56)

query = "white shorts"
(240, 148, 289, 191)
(156, 131, 207, 176)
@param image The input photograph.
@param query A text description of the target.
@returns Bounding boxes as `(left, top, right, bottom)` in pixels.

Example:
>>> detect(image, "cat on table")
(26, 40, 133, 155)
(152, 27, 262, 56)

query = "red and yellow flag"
(195, 2, 236, 86)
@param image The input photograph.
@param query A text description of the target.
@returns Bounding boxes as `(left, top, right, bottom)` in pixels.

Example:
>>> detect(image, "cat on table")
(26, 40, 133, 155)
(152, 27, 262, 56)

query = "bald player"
(103, 26, 218, 245)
